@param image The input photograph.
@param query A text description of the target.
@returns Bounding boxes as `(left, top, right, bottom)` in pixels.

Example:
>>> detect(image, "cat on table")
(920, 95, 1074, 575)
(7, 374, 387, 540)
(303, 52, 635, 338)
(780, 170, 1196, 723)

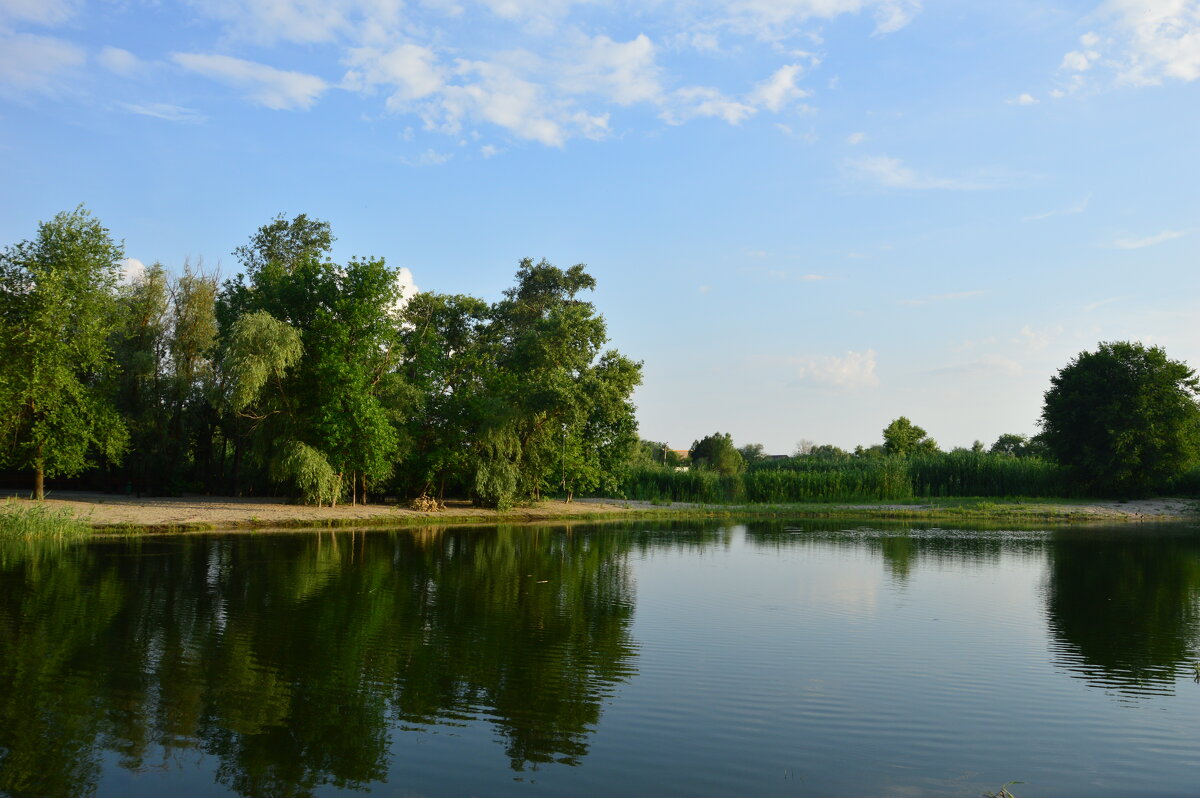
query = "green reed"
(0, 500, 93, 540)
(621, 453, 1069, 504)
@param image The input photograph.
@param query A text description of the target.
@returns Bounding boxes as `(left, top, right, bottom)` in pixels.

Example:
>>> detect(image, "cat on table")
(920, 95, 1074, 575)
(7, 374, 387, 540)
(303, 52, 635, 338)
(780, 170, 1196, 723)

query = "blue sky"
(1, 0, 1197, 453)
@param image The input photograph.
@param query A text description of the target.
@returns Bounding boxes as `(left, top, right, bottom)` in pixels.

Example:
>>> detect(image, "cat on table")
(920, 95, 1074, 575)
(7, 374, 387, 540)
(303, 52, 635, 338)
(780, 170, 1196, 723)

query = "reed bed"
(0, 500, 92, 540)
(621, 453, 1069, 504)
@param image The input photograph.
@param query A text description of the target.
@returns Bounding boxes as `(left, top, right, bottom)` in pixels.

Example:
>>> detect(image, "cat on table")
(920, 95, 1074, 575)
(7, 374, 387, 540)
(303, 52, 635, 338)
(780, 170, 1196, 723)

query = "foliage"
(1040, 341, 1200, 495)
(624, 451, 1068, 504)
(0, 206, 129, 497)
(689, 432, 745, 475)
(270, 440, 340, 506)
(989, 433, 1046, 458)
(881, 416, 939, 456)
(0, 500, 92, 540)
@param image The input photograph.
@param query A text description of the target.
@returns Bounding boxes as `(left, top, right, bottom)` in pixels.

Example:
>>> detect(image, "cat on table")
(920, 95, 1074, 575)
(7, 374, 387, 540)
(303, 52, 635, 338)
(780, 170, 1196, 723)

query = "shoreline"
(4, 491, 1200, 535)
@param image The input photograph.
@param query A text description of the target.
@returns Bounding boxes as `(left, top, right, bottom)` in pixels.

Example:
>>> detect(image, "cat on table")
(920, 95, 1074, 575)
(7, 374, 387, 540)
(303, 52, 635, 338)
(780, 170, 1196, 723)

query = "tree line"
(0, 207, 642, 507)
(630, 341, 1200, 500)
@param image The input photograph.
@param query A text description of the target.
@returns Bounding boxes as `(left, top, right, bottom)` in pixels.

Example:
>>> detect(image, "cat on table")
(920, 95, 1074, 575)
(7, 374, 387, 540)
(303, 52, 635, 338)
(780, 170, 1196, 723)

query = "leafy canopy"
(1040, 341, 1200, 495)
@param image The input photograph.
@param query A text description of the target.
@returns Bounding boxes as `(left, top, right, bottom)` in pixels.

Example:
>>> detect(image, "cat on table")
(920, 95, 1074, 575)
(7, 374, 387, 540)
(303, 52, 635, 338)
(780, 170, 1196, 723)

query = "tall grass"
(620, 453, 1069, 504)
(0, 500, 93, 540)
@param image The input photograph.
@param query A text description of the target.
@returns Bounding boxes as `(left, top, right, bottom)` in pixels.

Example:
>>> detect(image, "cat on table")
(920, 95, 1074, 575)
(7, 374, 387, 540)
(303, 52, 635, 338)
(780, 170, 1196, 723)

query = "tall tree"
(1040, 341, 1200, 495)
(882, 417, 938, 457)
(689, 432, 744, 475)
(218, 215, 407, 503)
(0, 207, 128, 498)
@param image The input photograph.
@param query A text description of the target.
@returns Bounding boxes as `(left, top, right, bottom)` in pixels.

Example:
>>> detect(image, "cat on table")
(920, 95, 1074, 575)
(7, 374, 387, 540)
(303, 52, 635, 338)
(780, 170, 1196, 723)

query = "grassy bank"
(0, 500, 93, 540)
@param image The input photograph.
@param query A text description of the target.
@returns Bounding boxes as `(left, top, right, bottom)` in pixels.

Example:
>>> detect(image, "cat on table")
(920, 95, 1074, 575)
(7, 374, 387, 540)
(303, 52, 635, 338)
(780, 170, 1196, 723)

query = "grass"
(0, 499, 93, 540)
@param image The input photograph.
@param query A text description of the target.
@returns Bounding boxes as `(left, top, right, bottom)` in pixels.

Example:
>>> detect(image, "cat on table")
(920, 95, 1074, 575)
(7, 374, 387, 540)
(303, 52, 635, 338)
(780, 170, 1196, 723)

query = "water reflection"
(0, 526, 640, 797)
(3, 521, 1200, 798)
(1044, 527, 1200, 694)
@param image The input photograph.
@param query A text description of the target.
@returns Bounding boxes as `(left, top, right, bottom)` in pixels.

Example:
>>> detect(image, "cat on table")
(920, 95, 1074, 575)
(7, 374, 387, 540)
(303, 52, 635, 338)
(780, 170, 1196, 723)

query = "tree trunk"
(361, 473, 368, 505)
(34, 442, 45, 500)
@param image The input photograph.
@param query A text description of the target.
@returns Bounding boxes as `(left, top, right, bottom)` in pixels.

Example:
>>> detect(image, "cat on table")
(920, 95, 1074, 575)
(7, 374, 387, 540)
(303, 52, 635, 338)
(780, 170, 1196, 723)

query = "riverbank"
(3, 491, 1199, 534)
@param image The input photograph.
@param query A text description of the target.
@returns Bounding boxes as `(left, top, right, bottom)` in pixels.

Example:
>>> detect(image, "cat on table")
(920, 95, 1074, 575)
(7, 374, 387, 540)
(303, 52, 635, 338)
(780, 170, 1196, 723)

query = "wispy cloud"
(1006, 92, 1038, 105)
(1111, 229, 1187, 249)
(928, 354, 1022, 378)
(172, 53, 329, 110)
(400, 148, 453, 167)
(0, 32, 85, 95)
(899, 290, 985, 307)
(121, 102, 207, 123)
(1023, 194, 1090, 221)
(1084, 296, 1122, 312)
(794, 349, 879, 389)
(846, 154, 989, 190)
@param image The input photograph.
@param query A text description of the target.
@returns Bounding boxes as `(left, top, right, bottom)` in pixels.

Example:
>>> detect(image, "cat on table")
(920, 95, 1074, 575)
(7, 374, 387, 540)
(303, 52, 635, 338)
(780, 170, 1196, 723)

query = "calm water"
(2, 520, 1199, 797)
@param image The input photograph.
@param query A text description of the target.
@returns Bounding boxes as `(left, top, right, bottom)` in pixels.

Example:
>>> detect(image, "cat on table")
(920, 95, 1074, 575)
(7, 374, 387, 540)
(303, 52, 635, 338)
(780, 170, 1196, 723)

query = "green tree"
(0, 207, 128, 498)
(219, 215, 407, 503)
(881, 416, 938, 457)
(1040, 341, 1200, 495)
(690, 432, 744, 475)
(989, 433, 1047, 458)
(738, 443, 766, 465)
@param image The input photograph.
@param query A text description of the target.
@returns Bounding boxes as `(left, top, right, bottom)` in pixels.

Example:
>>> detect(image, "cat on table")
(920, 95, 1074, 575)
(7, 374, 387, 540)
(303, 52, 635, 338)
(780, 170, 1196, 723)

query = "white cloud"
(400, 148, 453, 166)
(424, 57, 609, 146)
(1106, 0, 1200, 84)
(342, 43, 445, 106)
(663, 85, 757, 125)
(188, 0, 407, 45)
(172, 53, 329, 110)
(557, 34, 663, 106)
(1111, 229, 1187, 249)
(795, 349, 879, 389)
(846, 131, 865, 144)
(480, 144, 501, 157)
(1060, 49, 1100, 72)
(1007, 92, 1038, 105)
(1012, 324, 1061, 352)
(899, 290, 984, 307)
(1023, 194, 1090, 221)
(122, 102, 207, 123)
(718, 0, 922, 40)
(747, 63, 810, 112)
(0, 32, 85, 95)
(98, 47, 144, 77)
(0, 0, 81, 25)
(847, 154, 986, 190)
(119, 258, 146, 285)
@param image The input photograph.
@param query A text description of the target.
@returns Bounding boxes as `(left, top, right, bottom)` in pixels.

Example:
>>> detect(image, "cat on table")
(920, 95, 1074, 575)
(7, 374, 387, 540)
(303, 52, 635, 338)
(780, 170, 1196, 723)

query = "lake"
(2, 520, 1198, 797)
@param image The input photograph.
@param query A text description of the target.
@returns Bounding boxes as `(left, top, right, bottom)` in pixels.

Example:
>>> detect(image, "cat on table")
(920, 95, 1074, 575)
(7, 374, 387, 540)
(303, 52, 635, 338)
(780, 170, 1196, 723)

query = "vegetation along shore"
(6, 208, 1200, 534)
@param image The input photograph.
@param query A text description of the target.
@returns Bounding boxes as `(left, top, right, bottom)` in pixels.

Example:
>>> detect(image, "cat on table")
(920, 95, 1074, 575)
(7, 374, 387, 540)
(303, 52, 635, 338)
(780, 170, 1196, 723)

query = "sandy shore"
(3, 491, 1197, 532)
(1, 490, 645, 531)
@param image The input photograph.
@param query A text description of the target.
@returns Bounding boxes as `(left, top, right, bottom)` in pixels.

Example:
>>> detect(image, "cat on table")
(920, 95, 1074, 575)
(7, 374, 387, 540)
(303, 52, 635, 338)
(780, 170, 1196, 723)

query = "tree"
(0, 207, 129, 498)
(689, 432, 744, 475)
(990, 433, 1047, 458)
(1040, 341, 1200, 495)
(881, 417, 938, 457)
(738, 443, 765, 465)
(219, 215, 407, 503)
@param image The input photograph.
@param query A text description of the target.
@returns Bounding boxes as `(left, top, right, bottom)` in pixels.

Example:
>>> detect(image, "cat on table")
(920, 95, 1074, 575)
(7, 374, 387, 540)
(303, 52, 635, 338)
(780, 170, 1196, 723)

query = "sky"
(1, 0, 1198, 454)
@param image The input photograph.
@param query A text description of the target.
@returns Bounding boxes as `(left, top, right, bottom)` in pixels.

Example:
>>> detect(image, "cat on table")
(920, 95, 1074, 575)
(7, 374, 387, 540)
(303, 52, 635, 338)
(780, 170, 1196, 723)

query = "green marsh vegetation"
(0, 499, 91, 541)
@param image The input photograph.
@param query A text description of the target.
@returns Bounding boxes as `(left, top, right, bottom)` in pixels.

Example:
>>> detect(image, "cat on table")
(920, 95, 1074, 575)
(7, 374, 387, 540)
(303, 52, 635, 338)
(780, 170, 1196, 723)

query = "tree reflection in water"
(0, 526, 641, 798)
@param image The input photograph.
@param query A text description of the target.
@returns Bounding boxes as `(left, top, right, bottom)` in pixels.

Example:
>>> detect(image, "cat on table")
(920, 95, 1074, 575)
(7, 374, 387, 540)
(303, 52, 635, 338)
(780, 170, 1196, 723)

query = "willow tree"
(219, 215, 407, 503)
(0, 207, 128, 498)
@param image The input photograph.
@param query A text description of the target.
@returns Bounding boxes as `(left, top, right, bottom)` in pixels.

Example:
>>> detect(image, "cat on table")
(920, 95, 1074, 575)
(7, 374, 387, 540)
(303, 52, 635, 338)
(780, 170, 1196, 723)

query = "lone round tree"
(1040, 341, 1200, 495)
